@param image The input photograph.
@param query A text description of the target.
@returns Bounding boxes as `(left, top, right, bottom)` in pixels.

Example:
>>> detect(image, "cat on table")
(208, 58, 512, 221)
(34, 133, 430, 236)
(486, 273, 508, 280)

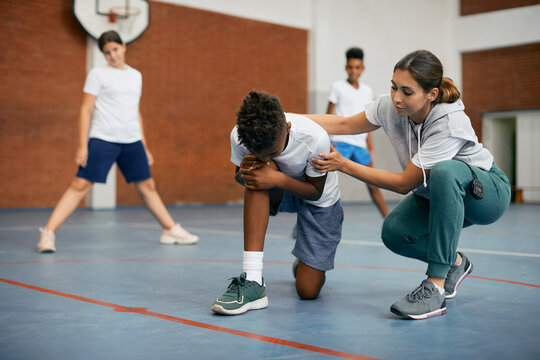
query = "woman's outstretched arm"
(304, 111, 379, 135)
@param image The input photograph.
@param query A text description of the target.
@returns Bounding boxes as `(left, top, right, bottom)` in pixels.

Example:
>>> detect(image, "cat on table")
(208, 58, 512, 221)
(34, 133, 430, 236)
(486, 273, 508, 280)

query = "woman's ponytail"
(436, 77, 461, 104)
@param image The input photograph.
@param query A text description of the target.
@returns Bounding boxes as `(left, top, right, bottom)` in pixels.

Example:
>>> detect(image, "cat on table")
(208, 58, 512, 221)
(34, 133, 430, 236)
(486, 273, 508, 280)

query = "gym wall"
(460, 0, 540, 15)
(0, 0, 87, 209)
(0, 0, 308, 208)
(462, 43, 540, 137)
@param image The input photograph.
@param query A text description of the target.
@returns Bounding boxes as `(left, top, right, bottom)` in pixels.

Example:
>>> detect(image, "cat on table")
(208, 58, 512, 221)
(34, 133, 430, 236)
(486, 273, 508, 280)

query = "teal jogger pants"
(381, 160, 511, 278)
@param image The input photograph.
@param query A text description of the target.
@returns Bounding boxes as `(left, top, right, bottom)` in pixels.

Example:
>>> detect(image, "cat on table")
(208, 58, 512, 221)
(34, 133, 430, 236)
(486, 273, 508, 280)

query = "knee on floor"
(296, 284, 322, 300)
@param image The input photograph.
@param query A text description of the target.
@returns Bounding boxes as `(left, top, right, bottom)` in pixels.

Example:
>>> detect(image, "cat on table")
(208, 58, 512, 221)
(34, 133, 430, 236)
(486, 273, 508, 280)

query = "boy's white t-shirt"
(83, 64, 142, 143)
(230, 113, 341, 208)
(328, 80, 373, 148)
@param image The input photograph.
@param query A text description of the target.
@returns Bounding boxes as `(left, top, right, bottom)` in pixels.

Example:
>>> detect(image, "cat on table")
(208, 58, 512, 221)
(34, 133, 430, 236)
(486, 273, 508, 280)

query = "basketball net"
(108, 6, 141, 40)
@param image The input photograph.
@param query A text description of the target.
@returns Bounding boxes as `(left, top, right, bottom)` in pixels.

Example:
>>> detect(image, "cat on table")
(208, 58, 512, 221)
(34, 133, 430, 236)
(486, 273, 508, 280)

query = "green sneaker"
(211, 272, 268, 315)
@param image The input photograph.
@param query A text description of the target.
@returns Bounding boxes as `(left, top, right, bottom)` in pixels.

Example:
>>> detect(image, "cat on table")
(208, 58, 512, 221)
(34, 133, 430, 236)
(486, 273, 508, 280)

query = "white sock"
(430, 280, 445, 295)
(243, 251, 264, 285)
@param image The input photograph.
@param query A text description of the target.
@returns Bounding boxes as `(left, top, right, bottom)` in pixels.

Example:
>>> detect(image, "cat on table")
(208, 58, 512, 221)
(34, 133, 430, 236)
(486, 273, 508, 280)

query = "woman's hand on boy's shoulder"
(311, 144, 344, 173)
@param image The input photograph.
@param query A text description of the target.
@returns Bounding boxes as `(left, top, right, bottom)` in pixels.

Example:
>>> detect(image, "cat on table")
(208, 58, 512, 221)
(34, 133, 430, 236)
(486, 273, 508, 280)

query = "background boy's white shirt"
(328, 80, 373, 149)
(83, 64, 143, 143)
(230, 113, 340, 208)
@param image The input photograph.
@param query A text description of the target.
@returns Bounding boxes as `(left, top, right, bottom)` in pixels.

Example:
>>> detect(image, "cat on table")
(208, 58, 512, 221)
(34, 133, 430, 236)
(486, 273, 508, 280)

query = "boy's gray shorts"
(274, 191, 343, 272)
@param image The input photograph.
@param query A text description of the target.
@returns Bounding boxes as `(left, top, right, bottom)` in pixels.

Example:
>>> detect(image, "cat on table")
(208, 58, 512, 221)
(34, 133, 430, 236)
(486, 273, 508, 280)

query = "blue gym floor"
(1, 203, 539, 360)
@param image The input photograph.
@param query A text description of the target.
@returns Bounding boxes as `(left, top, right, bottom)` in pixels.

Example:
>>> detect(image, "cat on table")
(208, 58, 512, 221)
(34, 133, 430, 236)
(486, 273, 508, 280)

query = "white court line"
(0, 219, 243, 232)
(341, 239, 540, 258)
(0, 223, 141, 231)
(188, 227, 290, 240)
(1, 224, 539, 258)
(0, 224, 289, 240)
(457, 247, 540, 258)
(341, 239, 384, 247)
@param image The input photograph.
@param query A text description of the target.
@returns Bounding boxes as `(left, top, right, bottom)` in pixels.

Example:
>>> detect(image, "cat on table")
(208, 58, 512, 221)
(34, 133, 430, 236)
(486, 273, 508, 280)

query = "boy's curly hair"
(236, 91, 286, 154)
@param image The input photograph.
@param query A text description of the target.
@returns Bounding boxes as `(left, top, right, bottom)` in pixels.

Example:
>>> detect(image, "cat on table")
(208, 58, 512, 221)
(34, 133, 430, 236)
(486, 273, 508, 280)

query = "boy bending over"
(211, 91, 343, 315)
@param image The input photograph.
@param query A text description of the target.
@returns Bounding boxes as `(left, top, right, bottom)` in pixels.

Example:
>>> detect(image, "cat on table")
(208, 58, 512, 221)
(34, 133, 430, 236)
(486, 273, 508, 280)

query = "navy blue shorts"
(274, 191, 343, 272)
(333, 141, 372, 165)
(76, 138, 152, 183)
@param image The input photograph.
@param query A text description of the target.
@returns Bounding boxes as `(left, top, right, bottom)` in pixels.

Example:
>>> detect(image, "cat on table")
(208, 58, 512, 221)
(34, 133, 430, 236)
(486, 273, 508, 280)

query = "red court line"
(467, 275, 540, 288)
(333, 264, 540, 288)
(1, 258, 539, 288)
(0, 259, 243, 265)
(0, 278, 378, 360)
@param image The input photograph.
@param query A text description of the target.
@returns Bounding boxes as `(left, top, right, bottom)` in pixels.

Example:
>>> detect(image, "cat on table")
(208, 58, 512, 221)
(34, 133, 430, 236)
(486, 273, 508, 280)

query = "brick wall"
(0, 0, 308, 208)
(118, 2, 308, 205)
(0, 0, 87, 208)
(460, 0, 540, 15)
(460, 0, 540, 16)
(461, 43, 540, 139)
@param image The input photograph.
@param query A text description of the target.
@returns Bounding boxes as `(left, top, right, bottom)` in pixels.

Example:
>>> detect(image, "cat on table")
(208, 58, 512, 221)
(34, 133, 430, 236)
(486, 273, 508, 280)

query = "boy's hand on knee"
(241, 161, 283, 191)
(266, 159, 280, 171)
(239, 154, 258, 171)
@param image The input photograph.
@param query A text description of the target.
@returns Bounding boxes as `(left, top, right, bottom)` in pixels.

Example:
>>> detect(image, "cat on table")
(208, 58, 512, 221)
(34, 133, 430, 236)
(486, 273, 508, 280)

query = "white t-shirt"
(230, 113, 341, 208)
(409, 122, 468, 170)
(328, 80, 373, 148)
(83, 65, 142, 143)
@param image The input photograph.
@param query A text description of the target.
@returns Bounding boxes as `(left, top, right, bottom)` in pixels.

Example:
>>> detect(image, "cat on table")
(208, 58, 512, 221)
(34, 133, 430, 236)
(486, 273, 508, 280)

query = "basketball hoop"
(108, 5, 141, 40)
(108, 5, 141, 21)
(73, 0, 150, 44)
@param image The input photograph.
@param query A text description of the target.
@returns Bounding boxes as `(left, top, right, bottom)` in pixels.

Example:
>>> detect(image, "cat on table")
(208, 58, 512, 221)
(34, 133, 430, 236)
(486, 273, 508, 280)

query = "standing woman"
(37, 31, 198, 253)
(308, 50, 510, 319)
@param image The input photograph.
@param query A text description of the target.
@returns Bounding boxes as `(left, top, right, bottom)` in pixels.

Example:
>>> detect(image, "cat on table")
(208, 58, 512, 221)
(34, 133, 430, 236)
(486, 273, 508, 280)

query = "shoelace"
(407, 283, 434, 302)
(225, 275, 247, 299)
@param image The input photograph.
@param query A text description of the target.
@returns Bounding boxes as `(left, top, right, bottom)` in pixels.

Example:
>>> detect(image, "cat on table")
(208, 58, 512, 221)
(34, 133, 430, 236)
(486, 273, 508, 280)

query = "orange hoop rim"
(108, 5, 141, 20)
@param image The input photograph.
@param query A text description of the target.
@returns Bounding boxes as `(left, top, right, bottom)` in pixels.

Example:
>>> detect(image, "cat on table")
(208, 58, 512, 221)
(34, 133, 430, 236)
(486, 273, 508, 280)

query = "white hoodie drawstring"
(408, 120, 427, 188)
(408, 123, 412, 161)
(417, 123, 427, 188)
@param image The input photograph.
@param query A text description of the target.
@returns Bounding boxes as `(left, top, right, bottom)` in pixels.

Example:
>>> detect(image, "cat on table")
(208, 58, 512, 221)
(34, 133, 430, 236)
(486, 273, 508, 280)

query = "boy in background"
(327, 47, 388, 217)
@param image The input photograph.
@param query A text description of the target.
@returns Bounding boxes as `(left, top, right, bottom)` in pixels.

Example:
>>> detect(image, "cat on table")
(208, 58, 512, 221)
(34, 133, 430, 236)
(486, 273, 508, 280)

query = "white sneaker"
(160, 223, 199, 245)
(38, 228, 56, 253)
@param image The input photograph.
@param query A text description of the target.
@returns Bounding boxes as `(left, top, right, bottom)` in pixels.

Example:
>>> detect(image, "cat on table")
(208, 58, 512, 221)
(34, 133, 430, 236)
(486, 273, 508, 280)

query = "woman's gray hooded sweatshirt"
(365, 94, 493, 199)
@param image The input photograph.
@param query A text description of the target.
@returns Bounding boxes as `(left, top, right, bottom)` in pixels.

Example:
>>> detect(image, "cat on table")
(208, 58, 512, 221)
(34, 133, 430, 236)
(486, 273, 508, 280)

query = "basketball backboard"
(73, 0, 150, 44)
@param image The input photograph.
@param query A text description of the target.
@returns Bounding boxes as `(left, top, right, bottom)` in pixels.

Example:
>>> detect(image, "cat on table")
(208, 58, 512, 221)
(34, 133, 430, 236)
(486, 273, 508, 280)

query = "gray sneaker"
(211, 272, 268, 315)
(445, 252, 473, 299)
(390, 280, 447, 320)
